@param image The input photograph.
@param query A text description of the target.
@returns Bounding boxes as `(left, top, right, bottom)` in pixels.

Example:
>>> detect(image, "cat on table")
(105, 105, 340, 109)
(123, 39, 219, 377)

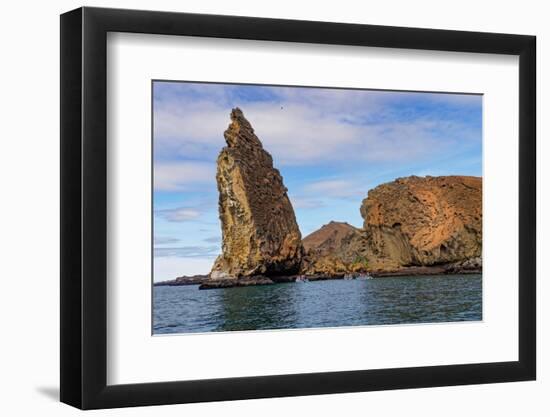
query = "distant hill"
(301, 221, 368, 275)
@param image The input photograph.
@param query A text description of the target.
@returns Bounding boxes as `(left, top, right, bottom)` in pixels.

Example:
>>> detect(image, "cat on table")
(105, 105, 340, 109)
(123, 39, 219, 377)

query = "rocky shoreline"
(154, 258, 481, 289)
(154, 274, 208, 286)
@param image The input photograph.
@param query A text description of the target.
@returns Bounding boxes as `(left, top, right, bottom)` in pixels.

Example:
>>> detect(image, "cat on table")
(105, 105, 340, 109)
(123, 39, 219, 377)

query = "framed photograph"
(60, 6, 536, 409)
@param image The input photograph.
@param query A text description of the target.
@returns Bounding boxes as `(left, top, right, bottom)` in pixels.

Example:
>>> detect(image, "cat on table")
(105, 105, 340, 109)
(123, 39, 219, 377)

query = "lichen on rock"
(209, 108, 303, 280)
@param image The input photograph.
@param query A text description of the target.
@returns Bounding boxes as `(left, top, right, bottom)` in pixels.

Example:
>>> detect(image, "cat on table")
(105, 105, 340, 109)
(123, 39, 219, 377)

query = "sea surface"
(153, 274, 482, 335)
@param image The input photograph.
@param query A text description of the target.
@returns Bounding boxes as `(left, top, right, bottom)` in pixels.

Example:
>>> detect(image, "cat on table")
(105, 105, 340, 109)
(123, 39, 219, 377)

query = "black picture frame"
(60, 6, 536, 410)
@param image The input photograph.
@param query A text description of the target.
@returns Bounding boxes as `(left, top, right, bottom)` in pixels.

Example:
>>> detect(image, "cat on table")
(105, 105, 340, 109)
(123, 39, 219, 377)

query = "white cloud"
(156, 207, 202, 222)
(243, 103, 361, 164)
(304, 179, 367, 199)
(154, 246, 219, 258)
(154, 100, 227, 144)
(154, 161, 215, 191)
(290, 196, 326, 209)
(153, 98, 362, 165)
(154, 236, 180, 244)
(153, 88, 478, 168)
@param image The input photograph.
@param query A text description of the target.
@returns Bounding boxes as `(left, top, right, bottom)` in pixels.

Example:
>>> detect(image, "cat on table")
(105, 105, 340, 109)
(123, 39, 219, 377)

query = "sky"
(153, 81, 482, 281)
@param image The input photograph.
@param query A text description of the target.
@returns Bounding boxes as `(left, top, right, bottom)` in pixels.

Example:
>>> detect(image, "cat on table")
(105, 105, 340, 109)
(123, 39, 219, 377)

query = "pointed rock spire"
(210, 108, 303, 279)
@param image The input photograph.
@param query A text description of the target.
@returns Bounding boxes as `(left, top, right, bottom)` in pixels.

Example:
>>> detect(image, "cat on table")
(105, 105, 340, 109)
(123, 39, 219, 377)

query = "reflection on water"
(216, 284, 299, 331)
(153, 274, 482, 334)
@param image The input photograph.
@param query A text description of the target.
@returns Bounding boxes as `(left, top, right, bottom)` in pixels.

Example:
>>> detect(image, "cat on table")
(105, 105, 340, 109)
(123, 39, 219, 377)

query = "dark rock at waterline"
(199, 276, 275, 290)
(154, 274, 209, 286)
(197, 265, 482, 290)
(444, 257, 482, 274)
(370, 265, 448, 277)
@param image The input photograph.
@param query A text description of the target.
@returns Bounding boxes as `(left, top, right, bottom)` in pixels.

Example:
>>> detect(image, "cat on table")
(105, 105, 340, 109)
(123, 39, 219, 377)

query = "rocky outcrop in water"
(154, 274, 209, 286)
(444, 256, 482, 274)
(209, 108, 303, 281)
(360, 175, 482, 271)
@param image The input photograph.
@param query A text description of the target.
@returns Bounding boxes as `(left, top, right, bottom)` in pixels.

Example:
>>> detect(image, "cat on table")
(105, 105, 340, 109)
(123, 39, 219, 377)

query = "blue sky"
(153, 81, 482, 281)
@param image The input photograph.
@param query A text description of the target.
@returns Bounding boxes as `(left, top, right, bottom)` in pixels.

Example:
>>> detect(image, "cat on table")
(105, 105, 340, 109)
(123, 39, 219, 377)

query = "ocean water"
(153, 274, 482, 335)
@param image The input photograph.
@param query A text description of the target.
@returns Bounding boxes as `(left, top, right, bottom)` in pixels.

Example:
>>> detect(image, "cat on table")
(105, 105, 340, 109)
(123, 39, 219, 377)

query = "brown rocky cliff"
(210, 108, 303, 279)
(360, 175, 482, 270)
(301, 221, 368, 275)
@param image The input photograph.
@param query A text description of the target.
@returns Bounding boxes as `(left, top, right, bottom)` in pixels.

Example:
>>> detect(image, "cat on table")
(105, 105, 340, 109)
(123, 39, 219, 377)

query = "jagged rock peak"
(223, 107, 263, 149)
(210, 108, 303, 280)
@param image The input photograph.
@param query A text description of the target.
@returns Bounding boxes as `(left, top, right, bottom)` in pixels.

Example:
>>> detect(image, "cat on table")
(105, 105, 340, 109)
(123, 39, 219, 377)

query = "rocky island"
(156, 108, 482, 289)
(299, 174, 482, 278)
(200, 108, 304, 289)
(154, 274, 209, 286)
(360, 175, 482, 275)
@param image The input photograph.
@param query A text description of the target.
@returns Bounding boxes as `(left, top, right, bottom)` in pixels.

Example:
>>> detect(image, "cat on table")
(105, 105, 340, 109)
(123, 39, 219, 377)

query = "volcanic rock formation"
(301, 221, 368, 275)
(360, 175, 482, 271)
(203, 113, 481, 286)
(209, 108, 303, 280)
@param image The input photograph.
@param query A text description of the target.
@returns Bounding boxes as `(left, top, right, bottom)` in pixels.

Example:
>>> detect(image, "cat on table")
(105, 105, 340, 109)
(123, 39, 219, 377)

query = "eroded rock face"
(360, 175, 482, 270)
(210, 108, 303, 279)
(301, 221, 368, 275)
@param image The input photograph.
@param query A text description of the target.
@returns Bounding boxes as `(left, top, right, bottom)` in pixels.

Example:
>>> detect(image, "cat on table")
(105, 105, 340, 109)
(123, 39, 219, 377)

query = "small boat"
(295, 275, 309, 283)
(356, 273, 373, 280)
(344, 274, 354, 280)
